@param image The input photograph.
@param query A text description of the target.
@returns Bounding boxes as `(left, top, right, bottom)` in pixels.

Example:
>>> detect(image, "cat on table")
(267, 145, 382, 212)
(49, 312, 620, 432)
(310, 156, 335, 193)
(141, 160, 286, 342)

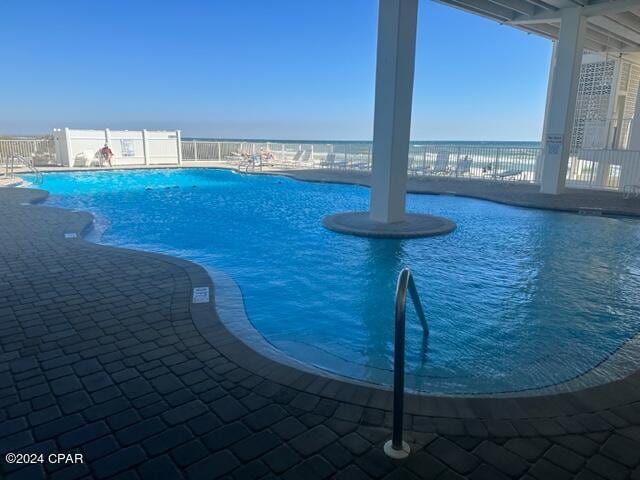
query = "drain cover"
(64, 233, 77, 239)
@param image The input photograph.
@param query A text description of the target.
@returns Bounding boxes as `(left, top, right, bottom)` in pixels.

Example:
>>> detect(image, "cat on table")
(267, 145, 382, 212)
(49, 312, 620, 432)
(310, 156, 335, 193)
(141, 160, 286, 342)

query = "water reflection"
(358, 237, 429, 384)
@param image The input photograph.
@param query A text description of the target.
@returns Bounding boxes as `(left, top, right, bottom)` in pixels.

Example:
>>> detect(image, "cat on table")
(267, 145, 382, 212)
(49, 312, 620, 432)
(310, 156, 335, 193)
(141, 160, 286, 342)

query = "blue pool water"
(26, 169, 640, 394)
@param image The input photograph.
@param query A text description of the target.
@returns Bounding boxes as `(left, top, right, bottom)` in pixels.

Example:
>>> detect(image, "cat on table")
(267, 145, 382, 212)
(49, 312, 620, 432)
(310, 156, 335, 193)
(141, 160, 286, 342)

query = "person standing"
(99, 143, 113, 167)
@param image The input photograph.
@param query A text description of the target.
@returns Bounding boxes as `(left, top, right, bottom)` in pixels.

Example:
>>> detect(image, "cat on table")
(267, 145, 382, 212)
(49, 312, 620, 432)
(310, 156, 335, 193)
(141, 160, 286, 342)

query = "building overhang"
(435, 0, 640, 53)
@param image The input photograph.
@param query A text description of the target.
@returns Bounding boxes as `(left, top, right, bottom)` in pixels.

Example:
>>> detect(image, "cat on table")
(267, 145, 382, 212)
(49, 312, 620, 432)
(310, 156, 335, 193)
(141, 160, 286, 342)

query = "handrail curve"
(385, 267, 428, 459)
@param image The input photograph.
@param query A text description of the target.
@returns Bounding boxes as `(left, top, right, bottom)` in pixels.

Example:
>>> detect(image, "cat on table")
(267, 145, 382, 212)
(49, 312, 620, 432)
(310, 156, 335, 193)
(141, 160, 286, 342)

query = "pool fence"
(2, 132, 640, 192)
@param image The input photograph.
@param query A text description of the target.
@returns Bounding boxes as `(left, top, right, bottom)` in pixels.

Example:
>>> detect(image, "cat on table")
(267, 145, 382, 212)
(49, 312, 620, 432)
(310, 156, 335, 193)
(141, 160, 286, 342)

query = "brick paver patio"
(2, 186, 640, 480)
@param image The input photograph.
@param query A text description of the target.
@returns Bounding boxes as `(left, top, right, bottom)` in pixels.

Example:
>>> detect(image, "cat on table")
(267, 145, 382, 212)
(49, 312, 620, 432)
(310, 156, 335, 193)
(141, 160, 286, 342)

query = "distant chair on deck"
(408, 158, 425, 176)
(495, 169, 523, 180)
(320, 153, 337, 168)
(623, 184, 640, 199)
(429, 152, 450, 175)
(241, 154, 262, 172)
(289, 150, 304, 165)
(454, 156, 472, 177)
(74, 150, 100, 167)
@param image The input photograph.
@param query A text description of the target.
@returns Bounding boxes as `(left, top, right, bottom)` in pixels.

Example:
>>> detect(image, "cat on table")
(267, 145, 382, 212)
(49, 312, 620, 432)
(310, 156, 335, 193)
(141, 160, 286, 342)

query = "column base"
(322, 211, 456, 239)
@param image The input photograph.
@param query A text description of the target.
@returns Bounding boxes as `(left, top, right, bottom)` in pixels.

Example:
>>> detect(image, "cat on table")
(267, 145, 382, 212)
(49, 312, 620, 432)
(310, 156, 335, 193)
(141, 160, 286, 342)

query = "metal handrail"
(384, 267, 428, 459)
(13, 154, 43, 183)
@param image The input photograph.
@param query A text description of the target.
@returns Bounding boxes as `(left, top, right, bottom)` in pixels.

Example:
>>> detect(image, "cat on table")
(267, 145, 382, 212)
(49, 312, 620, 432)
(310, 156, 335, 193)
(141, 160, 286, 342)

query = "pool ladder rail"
(384, 267, 429, 459)
(3, 154, 43, 184)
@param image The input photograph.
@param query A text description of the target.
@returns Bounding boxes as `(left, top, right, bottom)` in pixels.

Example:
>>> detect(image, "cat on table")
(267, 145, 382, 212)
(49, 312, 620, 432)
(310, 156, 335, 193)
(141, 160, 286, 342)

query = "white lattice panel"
(572, 59, 615, 150)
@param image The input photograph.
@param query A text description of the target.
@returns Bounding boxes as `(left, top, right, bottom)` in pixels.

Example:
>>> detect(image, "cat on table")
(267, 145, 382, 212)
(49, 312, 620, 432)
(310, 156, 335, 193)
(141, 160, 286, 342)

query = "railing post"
(193, 140, 198, 161)
(142, 130, 150, 165)
(176, 130, 183, 165)
(105, 128, 112, 165)
(345, 144, 349, 169)
(422, 145, 427, 174)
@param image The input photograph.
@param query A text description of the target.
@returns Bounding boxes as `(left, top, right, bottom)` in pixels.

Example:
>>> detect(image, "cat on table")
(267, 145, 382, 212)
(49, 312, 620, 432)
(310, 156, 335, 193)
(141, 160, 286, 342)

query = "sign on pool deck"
(192, 287, 210, 304)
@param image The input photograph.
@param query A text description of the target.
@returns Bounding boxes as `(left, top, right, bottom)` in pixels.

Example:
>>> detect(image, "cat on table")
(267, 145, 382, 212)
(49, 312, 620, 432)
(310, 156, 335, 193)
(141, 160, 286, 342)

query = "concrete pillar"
(619, 85, 640, 187)
(142, 129, 150, 165)
(539, 8, 586, 194)
(627, 87, 640, 151)
(369, 0, 418, 223)
(536, 41, 558, 183)
(176, 130, 183, 165)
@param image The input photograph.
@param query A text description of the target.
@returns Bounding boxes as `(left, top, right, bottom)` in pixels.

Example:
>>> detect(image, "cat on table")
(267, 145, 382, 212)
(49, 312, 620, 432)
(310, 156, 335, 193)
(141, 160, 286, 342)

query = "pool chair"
(289, 150, 304, 166)
(428, 152, 450, 175)
(242, 154, 262, 172)
(454, 156, 472, 177)
(408, 160, 425, 176)
(623, 184, 640, 199)
(226, 151, 247, 162)
(73, 151, 99, 167)
(495, 169, 523, 180)
(319, 153, 337, 168)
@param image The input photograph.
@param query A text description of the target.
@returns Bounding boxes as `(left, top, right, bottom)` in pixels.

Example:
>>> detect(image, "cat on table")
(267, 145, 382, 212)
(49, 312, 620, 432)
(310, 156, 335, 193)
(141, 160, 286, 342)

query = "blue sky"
(0, 0, 552, 141)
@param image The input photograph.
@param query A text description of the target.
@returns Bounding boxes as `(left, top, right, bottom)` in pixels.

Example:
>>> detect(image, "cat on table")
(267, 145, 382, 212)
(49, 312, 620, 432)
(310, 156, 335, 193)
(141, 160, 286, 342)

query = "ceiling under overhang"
(435, 0, 640, 53)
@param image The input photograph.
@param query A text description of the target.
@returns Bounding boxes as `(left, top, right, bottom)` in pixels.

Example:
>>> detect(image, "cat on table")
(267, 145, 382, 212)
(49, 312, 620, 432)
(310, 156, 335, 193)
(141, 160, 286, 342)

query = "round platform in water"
(322, 211, 456, 238)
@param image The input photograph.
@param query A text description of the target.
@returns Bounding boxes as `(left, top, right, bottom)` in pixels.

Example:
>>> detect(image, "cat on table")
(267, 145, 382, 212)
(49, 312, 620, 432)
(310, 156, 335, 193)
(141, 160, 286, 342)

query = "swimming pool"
(26, 168, 640, 394)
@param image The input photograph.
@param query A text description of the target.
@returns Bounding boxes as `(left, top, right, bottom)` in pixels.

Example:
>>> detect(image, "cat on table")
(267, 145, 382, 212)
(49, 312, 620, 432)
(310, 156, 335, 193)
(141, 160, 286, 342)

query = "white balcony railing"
(181, 140, 542, 183)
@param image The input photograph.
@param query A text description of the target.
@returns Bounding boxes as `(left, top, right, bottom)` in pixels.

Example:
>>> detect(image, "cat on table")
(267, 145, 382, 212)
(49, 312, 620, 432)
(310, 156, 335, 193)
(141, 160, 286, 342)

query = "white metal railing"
(3, 136, 640, 192)
(0, 138, 58, 167)
(566, 148, 640, 190)
(181, 140, 541, 183)
(574, 117, 635, 150)
(181, 139, 640, 191)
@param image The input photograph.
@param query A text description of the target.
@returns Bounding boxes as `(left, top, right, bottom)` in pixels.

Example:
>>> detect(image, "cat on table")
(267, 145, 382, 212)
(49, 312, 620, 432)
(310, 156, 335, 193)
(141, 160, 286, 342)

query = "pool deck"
(265, 167, 640, 217)
(2, 185, 640, 480)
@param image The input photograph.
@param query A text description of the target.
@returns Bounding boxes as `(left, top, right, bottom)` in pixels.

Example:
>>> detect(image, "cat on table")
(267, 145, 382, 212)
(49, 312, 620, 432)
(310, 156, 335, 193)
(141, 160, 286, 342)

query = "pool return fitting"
(384, 268, 429, 460)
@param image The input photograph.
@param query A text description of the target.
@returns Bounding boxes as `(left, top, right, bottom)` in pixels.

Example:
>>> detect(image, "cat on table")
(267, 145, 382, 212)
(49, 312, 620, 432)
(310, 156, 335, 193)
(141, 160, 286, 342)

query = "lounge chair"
(428, 153, 450, 175)
(241, 154, 262, 172)
(228, 151, 245, 160)
(289, 150, 304, 166)
(495, 169, 523, 180)
(319, 153, 337, 168)
(623, 184, 640, 199)
(73, 151, 100, 167)
(408, 158, 425, 176)
(454, 157, 472, 177)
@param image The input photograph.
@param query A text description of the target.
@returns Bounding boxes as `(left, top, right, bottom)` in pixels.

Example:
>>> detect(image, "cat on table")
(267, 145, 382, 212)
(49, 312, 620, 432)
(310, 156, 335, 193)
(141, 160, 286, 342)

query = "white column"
(619, 86, 640, 187)
(536, 41, 558, 183)
(627, 89, 640, 151)
(539, 8, 586, 194)
(142, 129, 150, 165)
(369, 0, 418, 223)
(176, 130, 183, 165)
